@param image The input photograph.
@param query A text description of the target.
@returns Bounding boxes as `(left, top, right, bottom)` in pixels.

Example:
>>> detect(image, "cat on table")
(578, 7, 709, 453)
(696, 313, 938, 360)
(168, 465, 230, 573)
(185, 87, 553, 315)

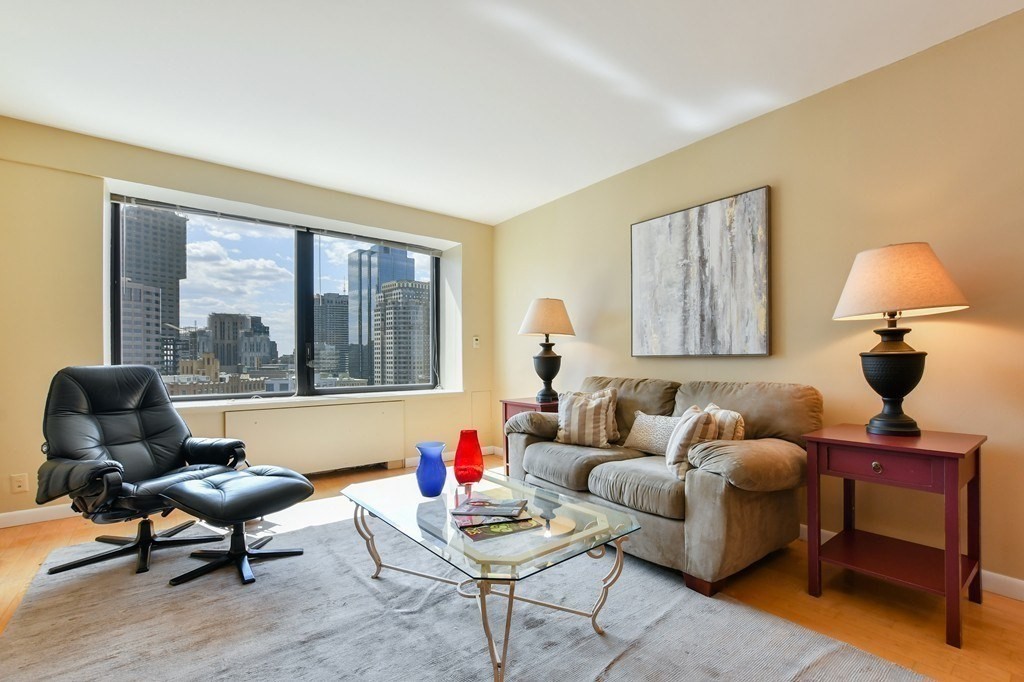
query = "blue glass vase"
(415, 441, 447, 497)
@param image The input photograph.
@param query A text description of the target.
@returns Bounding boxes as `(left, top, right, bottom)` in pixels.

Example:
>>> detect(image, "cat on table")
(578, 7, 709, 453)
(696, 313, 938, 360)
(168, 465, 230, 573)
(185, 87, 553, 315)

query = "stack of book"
(450, 497, 541, 541)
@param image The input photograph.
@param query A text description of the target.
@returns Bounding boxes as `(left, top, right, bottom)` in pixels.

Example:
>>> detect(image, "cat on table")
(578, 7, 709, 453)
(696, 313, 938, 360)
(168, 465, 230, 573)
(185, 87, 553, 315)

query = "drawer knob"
(871, 461, 883, 474)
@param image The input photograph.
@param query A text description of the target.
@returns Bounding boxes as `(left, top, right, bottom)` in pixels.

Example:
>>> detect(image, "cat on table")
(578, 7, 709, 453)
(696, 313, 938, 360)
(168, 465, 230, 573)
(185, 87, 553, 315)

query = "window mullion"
(295, 230, 315, 396)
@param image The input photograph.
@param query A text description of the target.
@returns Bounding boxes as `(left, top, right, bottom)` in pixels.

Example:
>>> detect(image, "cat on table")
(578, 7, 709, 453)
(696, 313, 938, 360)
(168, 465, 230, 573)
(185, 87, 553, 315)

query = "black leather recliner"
(37, 365, 313, 584)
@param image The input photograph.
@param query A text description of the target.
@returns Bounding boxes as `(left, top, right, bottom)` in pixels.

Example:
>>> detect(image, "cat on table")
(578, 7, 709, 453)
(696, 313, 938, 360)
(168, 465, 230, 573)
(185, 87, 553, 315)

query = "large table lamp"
(833, 242, 968, 437)
(519, 298, 575, 403)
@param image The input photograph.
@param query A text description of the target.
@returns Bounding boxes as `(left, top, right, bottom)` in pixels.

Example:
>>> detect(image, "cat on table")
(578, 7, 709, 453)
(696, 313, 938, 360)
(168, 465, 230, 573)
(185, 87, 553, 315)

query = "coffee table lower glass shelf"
(342, 470, 639, 682)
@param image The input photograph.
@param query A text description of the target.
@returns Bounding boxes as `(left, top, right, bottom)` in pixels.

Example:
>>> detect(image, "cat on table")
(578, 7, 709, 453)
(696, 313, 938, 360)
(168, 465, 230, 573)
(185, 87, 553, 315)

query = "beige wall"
(0, 117, 494, 515)
(494, 13, 1024, 580)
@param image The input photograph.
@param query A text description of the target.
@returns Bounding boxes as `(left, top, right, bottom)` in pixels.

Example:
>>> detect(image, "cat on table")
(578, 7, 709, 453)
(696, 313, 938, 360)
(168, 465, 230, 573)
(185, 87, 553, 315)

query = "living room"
(1, 2, 1023, 680)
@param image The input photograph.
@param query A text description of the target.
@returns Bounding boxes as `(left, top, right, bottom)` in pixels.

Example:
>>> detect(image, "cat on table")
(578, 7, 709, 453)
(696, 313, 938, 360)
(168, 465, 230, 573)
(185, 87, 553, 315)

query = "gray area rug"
(0, 515, 923, 681)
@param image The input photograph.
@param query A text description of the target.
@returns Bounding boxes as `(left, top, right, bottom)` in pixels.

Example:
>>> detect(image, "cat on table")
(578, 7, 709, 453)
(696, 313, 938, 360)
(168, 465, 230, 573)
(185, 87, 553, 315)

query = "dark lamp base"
(866, 413, 921, 437)
(536, 387, 558, 403)
(533, 341, 562, 405)
(859, 323, 926, 438)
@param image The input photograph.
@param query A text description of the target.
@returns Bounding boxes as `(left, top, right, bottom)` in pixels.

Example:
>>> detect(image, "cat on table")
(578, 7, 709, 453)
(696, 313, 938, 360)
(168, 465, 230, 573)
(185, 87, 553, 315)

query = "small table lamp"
(519, 298, 575, 403)
(833, 242, 968, 436)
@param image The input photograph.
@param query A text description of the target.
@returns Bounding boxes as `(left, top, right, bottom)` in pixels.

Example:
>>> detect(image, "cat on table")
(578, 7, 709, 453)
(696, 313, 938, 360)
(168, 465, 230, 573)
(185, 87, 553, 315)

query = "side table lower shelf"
(821, 529, 980, 597)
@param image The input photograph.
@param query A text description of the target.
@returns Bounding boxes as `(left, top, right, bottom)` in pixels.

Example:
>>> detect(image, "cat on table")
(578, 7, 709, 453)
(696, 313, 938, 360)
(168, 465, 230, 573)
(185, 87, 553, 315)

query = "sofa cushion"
(581, 376, 680, 444)
(665, 406, 717, 479)
(673, 381, 823, 446)
(705, 402, 745, 440)
(588, 456, 686, 520)
(555, 391, 613, 448)
(522, 441, 646, 491)
(622, 411, 679, 455)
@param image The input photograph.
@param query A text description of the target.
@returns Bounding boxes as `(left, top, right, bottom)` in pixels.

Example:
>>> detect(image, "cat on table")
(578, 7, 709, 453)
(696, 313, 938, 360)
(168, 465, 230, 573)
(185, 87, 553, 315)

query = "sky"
(177, 211, 431, 356)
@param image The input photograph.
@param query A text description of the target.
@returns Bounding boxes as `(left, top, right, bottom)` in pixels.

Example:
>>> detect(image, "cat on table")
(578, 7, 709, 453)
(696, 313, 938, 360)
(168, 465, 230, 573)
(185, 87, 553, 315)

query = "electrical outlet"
(472, 335, 481, 349)
(10, 473, 29, 493)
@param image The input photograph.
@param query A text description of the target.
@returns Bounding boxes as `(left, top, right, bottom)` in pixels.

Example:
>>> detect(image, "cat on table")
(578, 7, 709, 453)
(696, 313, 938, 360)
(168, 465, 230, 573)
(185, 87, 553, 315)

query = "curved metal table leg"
(352, 504, 382, 578)
(477, 580, 516, 682)
(587, 536, 628, 634)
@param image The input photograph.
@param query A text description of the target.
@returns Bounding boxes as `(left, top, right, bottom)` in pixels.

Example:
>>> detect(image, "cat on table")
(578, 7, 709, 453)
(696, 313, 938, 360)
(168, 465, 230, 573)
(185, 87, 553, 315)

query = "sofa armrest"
(36, 457, 124, 505)
(504, 411, 558, 440)
(687, 438, 806, 492)
(506, 433, 549, 480)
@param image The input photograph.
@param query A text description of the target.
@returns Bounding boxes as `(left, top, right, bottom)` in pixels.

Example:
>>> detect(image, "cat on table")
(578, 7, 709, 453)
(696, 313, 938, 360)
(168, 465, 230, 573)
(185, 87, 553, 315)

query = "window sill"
(175, 387, 464, 414)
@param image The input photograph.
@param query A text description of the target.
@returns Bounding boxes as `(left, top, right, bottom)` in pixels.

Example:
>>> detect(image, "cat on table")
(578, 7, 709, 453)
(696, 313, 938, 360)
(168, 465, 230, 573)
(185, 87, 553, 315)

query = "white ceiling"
(1, 1, 1022, 225)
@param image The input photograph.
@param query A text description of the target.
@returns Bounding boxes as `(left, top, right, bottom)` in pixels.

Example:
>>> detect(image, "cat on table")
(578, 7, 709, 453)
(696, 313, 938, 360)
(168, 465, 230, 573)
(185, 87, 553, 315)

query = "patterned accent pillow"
(559, 388, 619, 442)
(622, 411, 679, 455)
(555, 392, 612, 448)
(665, 405, 718, 479)
(705, 403, 745, 440)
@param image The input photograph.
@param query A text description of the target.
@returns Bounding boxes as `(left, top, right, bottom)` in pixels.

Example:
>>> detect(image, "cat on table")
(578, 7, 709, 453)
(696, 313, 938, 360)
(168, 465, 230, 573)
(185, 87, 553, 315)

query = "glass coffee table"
(342, 470, 640, 682)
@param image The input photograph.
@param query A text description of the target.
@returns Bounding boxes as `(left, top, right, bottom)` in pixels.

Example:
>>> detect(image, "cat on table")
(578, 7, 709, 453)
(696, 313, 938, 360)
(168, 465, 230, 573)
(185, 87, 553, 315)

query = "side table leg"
(477, 580, 516, 682)
(968, 448, 982, 604)
(944, 458, 962, 648)
(843, 478, 856, 531)
(352, 504, 383, 579)
(807, 442, 822, 596)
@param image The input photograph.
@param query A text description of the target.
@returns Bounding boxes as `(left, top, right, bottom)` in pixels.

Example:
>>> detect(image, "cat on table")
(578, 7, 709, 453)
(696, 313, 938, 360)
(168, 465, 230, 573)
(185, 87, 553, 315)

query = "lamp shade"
(518, 298, 576, 336)
(833, 242, 968, 321)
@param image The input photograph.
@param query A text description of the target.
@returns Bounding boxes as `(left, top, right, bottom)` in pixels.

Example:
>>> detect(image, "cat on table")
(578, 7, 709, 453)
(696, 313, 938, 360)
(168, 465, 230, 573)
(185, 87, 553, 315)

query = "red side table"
(805, 424, 986, 647)
(500, 398, 558, 475)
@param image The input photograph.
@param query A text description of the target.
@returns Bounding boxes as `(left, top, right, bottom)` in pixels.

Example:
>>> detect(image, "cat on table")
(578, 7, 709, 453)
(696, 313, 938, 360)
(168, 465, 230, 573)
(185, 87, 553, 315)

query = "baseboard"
(799, 524, 1024, 602)
(0, 504, 79, 529)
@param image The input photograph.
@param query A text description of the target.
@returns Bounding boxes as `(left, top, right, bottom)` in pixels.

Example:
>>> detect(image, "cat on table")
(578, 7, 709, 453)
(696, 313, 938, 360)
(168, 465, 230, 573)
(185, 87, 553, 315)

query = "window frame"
(110, 197, 442, 401)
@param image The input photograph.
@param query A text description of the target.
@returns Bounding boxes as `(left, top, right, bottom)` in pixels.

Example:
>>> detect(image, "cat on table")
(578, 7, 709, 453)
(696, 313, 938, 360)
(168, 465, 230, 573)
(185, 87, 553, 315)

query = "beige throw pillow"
(622, 411, 679, 455)
(665, 405, 718, 479)
(556, 392, 612, 448)
(705, 402, 745, 440)
(559, 387, 619, 442)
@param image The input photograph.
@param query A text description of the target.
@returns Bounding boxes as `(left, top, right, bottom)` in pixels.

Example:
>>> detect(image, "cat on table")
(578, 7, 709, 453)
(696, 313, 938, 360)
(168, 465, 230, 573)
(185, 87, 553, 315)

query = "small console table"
(805, 424, 986, 647)
(500, 398, 558, 475)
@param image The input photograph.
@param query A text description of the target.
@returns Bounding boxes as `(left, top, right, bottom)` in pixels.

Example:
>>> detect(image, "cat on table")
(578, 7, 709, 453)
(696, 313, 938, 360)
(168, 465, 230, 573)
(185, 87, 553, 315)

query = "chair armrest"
(687, 438, 806, 492)
(504, 412, 558, 440)
(36, 457, 124, 505)
(183, 437, 247, 468)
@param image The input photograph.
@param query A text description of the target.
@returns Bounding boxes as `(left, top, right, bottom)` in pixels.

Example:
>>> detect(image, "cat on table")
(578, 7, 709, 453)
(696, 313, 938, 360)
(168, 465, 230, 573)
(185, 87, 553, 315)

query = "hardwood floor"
(2, 456, 1022, 681)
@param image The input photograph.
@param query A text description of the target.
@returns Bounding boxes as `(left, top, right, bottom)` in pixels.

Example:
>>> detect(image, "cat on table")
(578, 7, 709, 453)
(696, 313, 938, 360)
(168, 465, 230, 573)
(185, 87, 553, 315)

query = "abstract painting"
(631, 186, 770, 356)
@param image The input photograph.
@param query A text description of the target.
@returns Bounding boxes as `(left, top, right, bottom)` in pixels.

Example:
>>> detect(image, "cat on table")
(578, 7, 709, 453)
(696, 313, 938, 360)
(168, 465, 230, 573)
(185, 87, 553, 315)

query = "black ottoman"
(161, 465, 314, 586)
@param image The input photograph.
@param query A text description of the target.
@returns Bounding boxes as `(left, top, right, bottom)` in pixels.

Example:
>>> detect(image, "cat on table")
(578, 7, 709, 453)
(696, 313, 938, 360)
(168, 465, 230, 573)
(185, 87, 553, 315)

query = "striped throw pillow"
(623, 411, 679, 455)
(556, 392, 612, 448)
(706, 403, 745, 440)
(665, 405, 718, 479)
(559, 388, 619, 442)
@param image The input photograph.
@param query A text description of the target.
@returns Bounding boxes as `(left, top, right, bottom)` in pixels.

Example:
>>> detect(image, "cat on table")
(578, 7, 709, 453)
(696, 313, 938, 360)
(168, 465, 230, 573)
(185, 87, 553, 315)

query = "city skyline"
(120, 205, 435, 394)
(180, 213, 432, 356)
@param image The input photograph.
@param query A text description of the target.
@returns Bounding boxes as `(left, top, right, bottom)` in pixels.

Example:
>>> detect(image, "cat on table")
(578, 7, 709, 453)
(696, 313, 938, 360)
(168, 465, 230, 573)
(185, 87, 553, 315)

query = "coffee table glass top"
(342, 470, 640, 581)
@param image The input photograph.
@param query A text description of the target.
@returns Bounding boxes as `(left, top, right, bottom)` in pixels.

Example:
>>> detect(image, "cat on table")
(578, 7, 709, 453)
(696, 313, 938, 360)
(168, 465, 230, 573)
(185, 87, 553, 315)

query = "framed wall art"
(631, 186, 770, 357)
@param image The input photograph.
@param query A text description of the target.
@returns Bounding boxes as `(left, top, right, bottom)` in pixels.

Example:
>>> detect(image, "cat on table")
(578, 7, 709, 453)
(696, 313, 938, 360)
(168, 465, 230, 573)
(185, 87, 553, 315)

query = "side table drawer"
(824, 446, 940, 490)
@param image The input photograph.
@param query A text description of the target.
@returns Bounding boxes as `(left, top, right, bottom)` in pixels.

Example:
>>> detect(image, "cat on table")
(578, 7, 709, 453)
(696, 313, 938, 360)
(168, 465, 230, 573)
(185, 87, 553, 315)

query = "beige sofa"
(505, 376, 823, 595)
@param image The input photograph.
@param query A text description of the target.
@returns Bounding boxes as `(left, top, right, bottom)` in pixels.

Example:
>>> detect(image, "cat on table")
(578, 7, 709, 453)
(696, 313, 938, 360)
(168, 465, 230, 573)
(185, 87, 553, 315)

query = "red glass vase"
(454, 429, 484, 485)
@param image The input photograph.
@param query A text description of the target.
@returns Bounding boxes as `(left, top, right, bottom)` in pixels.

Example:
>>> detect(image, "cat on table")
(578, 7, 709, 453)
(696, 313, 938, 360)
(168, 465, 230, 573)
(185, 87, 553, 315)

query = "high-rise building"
(313, 292, 349, 376)
(348, 246, 415, 382)
(120, 280, 163, 368)
(121, 206, 187, 370)
(372, 280, 432, 386)
(209, 313, 276, 371)
(178, 326, 212, 362)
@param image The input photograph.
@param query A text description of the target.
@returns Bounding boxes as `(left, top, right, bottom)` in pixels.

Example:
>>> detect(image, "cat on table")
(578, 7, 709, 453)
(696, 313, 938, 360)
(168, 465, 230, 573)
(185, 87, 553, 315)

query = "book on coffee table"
(451, 512, 533, 530)
(450, 498, 527, 518)
(459, 517, 543, 542)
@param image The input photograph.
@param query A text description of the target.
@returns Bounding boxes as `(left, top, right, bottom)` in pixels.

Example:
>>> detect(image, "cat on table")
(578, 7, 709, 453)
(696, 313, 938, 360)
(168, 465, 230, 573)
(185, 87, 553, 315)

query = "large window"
(111, 198, 440, 399)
